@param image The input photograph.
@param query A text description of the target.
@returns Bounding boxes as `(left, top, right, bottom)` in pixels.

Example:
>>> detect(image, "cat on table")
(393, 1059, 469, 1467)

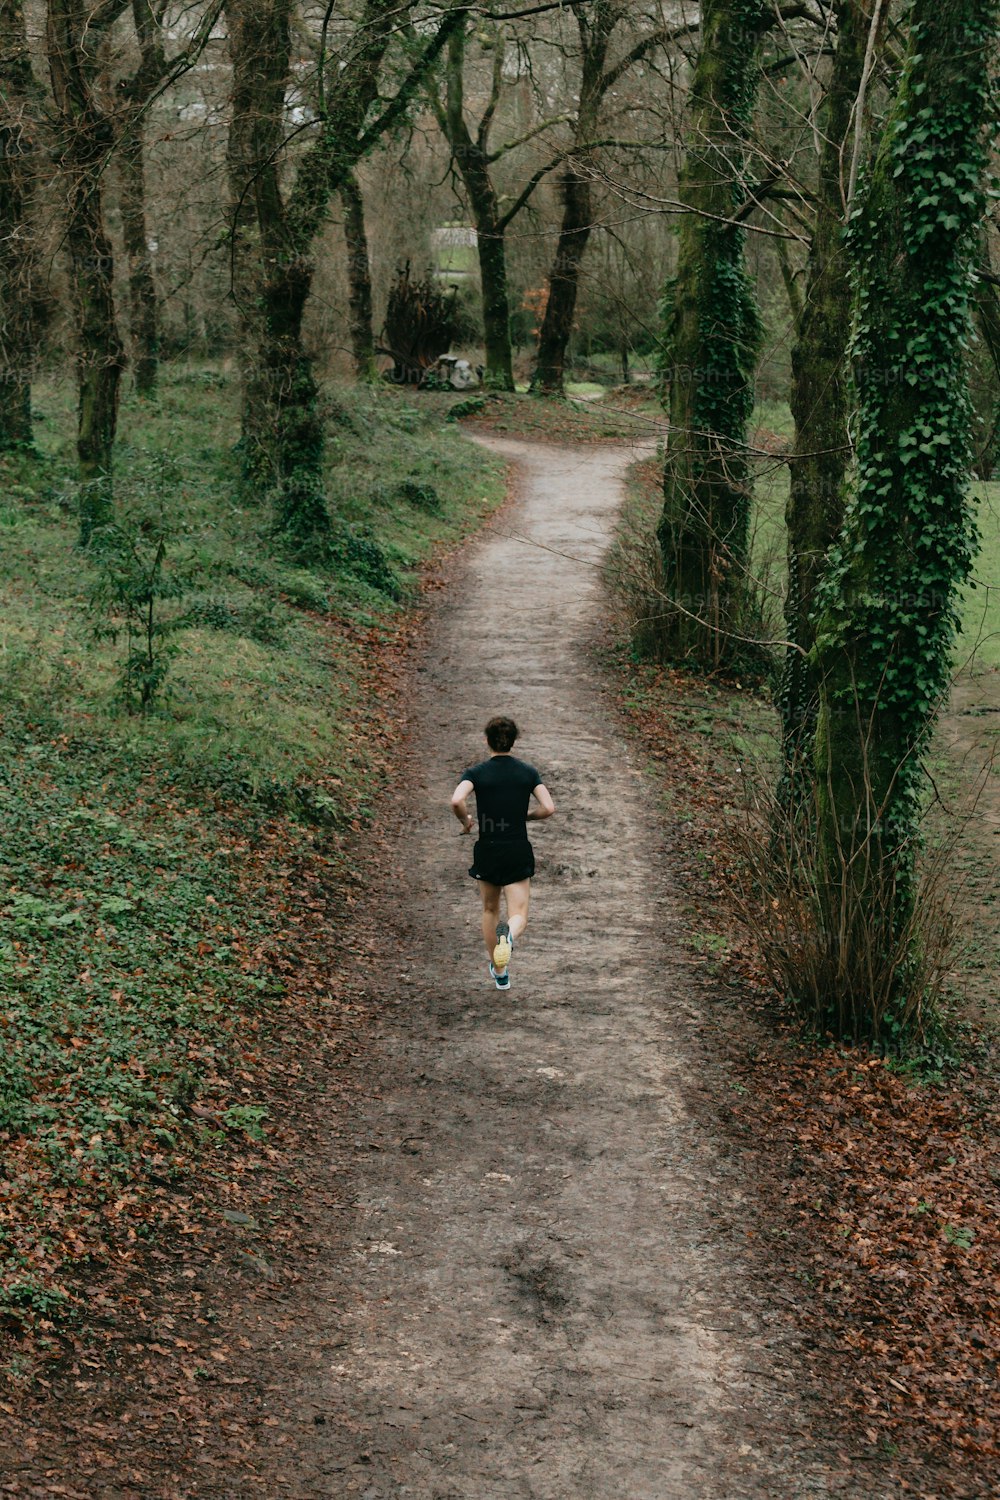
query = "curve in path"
(302, 438, 841, 1499)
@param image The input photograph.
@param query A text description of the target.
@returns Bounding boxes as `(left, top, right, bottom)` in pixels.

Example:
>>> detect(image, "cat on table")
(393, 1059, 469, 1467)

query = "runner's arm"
(450, 778, 475, 833)
(527, 783, 555, 820)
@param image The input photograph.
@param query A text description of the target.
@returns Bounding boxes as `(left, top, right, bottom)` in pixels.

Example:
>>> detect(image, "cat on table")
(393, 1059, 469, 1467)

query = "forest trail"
(267, 438, 852, 1498)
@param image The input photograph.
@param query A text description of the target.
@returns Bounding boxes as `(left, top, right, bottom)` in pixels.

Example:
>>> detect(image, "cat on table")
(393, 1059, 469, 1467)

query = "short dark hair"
(485, 716, 518, 752)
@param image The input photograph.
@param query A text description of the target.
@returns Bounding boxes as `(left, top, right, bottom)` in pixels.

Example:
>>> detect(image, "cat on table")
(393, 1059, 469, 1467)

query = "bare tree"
(45, 0, 220, 539)
(0, 0, 42, 450)
(428, 11, 574, 391)
(116, 0, 175, 397)
(47, 0, 130, 539)
(531, 2, 690, 396)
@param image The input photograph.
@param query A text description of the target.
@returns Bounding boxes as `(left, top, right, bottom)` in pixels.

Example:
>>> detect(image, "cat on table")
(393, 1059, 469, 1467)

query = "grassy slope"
(0, 369, 505, 1336)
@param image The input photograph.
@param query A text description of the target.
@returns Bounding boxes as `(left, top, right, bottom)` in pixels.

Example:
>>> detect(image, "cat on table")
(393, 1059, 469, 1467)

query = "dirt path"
(246, 436, 865, 1499)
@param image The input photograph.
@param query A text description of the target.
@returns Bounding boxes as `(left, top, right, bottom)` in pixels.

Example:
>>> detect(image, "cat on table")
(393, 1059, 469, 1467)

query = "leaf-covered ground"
(462, 386, 664, 444)
(0, 371, 506, 1374)
(608, 651, 1000, 1498)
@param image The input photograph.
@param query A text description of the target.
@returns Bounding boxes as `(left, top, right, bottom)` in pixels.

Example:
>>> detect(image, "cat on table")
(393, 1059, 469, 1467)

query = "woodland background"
(1, 1, 999, 1493)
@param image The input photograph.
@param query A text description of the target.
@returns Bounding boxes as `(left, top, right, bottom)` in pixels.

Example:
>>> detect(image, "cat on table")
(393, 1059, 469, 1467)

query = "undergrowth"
(607, 452, 998, 1060)
(0, 365, 504, 1337)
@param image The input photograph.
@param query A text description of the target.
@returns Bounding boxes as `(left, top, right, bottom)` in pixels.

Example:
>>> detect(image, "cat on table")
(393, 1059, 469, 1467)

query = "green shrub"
(330, 523, 401, 598)
(89, 521, 188, 713)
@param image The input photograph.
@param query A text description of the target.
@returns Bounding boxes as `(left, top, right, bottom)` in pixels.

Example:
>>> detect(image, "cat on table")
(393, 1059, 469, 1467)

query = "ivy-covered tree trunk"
(778, 0, 869, 781)
(656, 0, 766, 668)
(225, 0, 327, 533)
(811, 0, 997, 1031)
(259, 260, 330, 537)
(118, 123, 159, 396)
(47, 0, 128, 542)
(225, 0, 460, 535)
(340, 170, 379, 383)
(0, 0, 40, 450)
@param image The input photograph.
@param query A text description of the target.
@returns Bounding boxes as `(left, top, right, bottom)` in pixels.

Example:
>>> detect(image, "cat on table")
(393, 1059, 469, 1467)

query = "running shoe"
(489, 962, 511, 991)
(493, 921, 513, 971)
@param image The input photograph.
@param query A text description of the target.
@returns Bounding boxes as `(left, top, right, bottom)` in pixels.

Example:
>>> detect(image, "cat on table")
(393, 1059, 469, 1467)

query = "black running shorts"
(469, 837, 535, 886)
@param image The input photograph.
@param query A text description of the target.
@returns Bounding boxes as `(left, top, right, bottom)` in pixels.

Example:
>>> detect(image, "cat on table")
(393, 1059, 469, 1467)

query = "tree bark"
(340, 170, 379, 383)
(530, 166, 592, 396)
(530, 4, 617, 397)
(224, 0, 272, 486)
(225, 0, 460, 532)
(67, 171, 126, 540)
(656, 0, 767, 669)
(810, 0, 997, 1029)
(47, 0, 128, 542)
(225, 0, 328, 532)
(118, 122, 159, 396)
(439, 24, 515, 392)
(778, 0, 869, 784)
(0, 0, 40, 450)
(472, 200, 515, 392)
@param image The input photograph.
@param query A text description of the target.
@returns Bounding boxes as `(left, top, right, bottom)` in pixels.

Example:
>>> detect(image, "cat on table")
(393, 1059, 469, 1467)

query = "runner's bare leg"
(479, 881, 502, 959)
(503, 879, 530, 945)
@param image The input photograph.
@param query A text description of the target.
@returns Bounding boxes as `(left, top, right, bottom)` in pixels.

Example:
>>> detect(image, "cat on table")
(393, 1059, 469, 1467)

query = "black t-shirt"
(462, 755, 541, 843)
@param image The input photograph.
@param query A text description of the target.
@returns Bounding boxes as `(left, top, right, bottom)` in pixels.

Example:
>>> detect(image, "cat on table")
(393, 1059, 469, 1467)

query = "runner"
(450, 716, 555, 990)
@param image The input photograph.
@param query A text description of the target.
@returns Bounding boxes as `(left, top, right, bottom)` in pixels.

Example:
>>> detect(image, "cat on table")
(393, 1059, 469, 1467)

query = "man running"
(450, 716, 555, 990)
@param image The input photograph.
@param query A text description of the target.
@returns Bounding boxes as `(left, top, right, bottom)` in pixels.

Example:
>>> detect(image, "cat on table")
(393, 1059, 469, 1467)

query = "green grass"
(0, 373, 504, 799)
(469, 388, 658, 443)
(749, 400, 1000, 673)
(566, 349, 658, 382)
(0, 366, 505, 1329)
(964, 479, 1000, 671)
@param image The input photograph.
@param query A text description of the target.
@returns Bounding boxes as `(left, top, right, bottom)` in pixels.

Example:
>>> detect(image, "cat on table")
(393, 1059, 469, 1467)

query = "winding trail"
(283, 438, 850, 1497)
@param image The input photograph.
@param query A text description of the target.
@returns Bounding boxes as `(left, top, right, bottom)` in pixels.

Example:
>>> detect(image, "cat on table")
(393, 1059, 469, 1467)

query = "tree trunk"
(224, 0, 271, 488)
(340, 170, 379, 383)
(67, 171, 126, 540)
(260, 256, 329, 537)
(656, 0, 766, 668)
(118, 121, 159, 396)
(778, 0, 869, 784)
(225, 0, 454, 529)
(530, 165, 593, 396)
(810, 0, 997, 1033)
(470, 195, 515, 392)
(441, 25, 515, 393)
(0, 0, 39, 450)
(225, 0, 328, 527)
(46, 0, 128, 542)
(530, 4, 615, 398)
